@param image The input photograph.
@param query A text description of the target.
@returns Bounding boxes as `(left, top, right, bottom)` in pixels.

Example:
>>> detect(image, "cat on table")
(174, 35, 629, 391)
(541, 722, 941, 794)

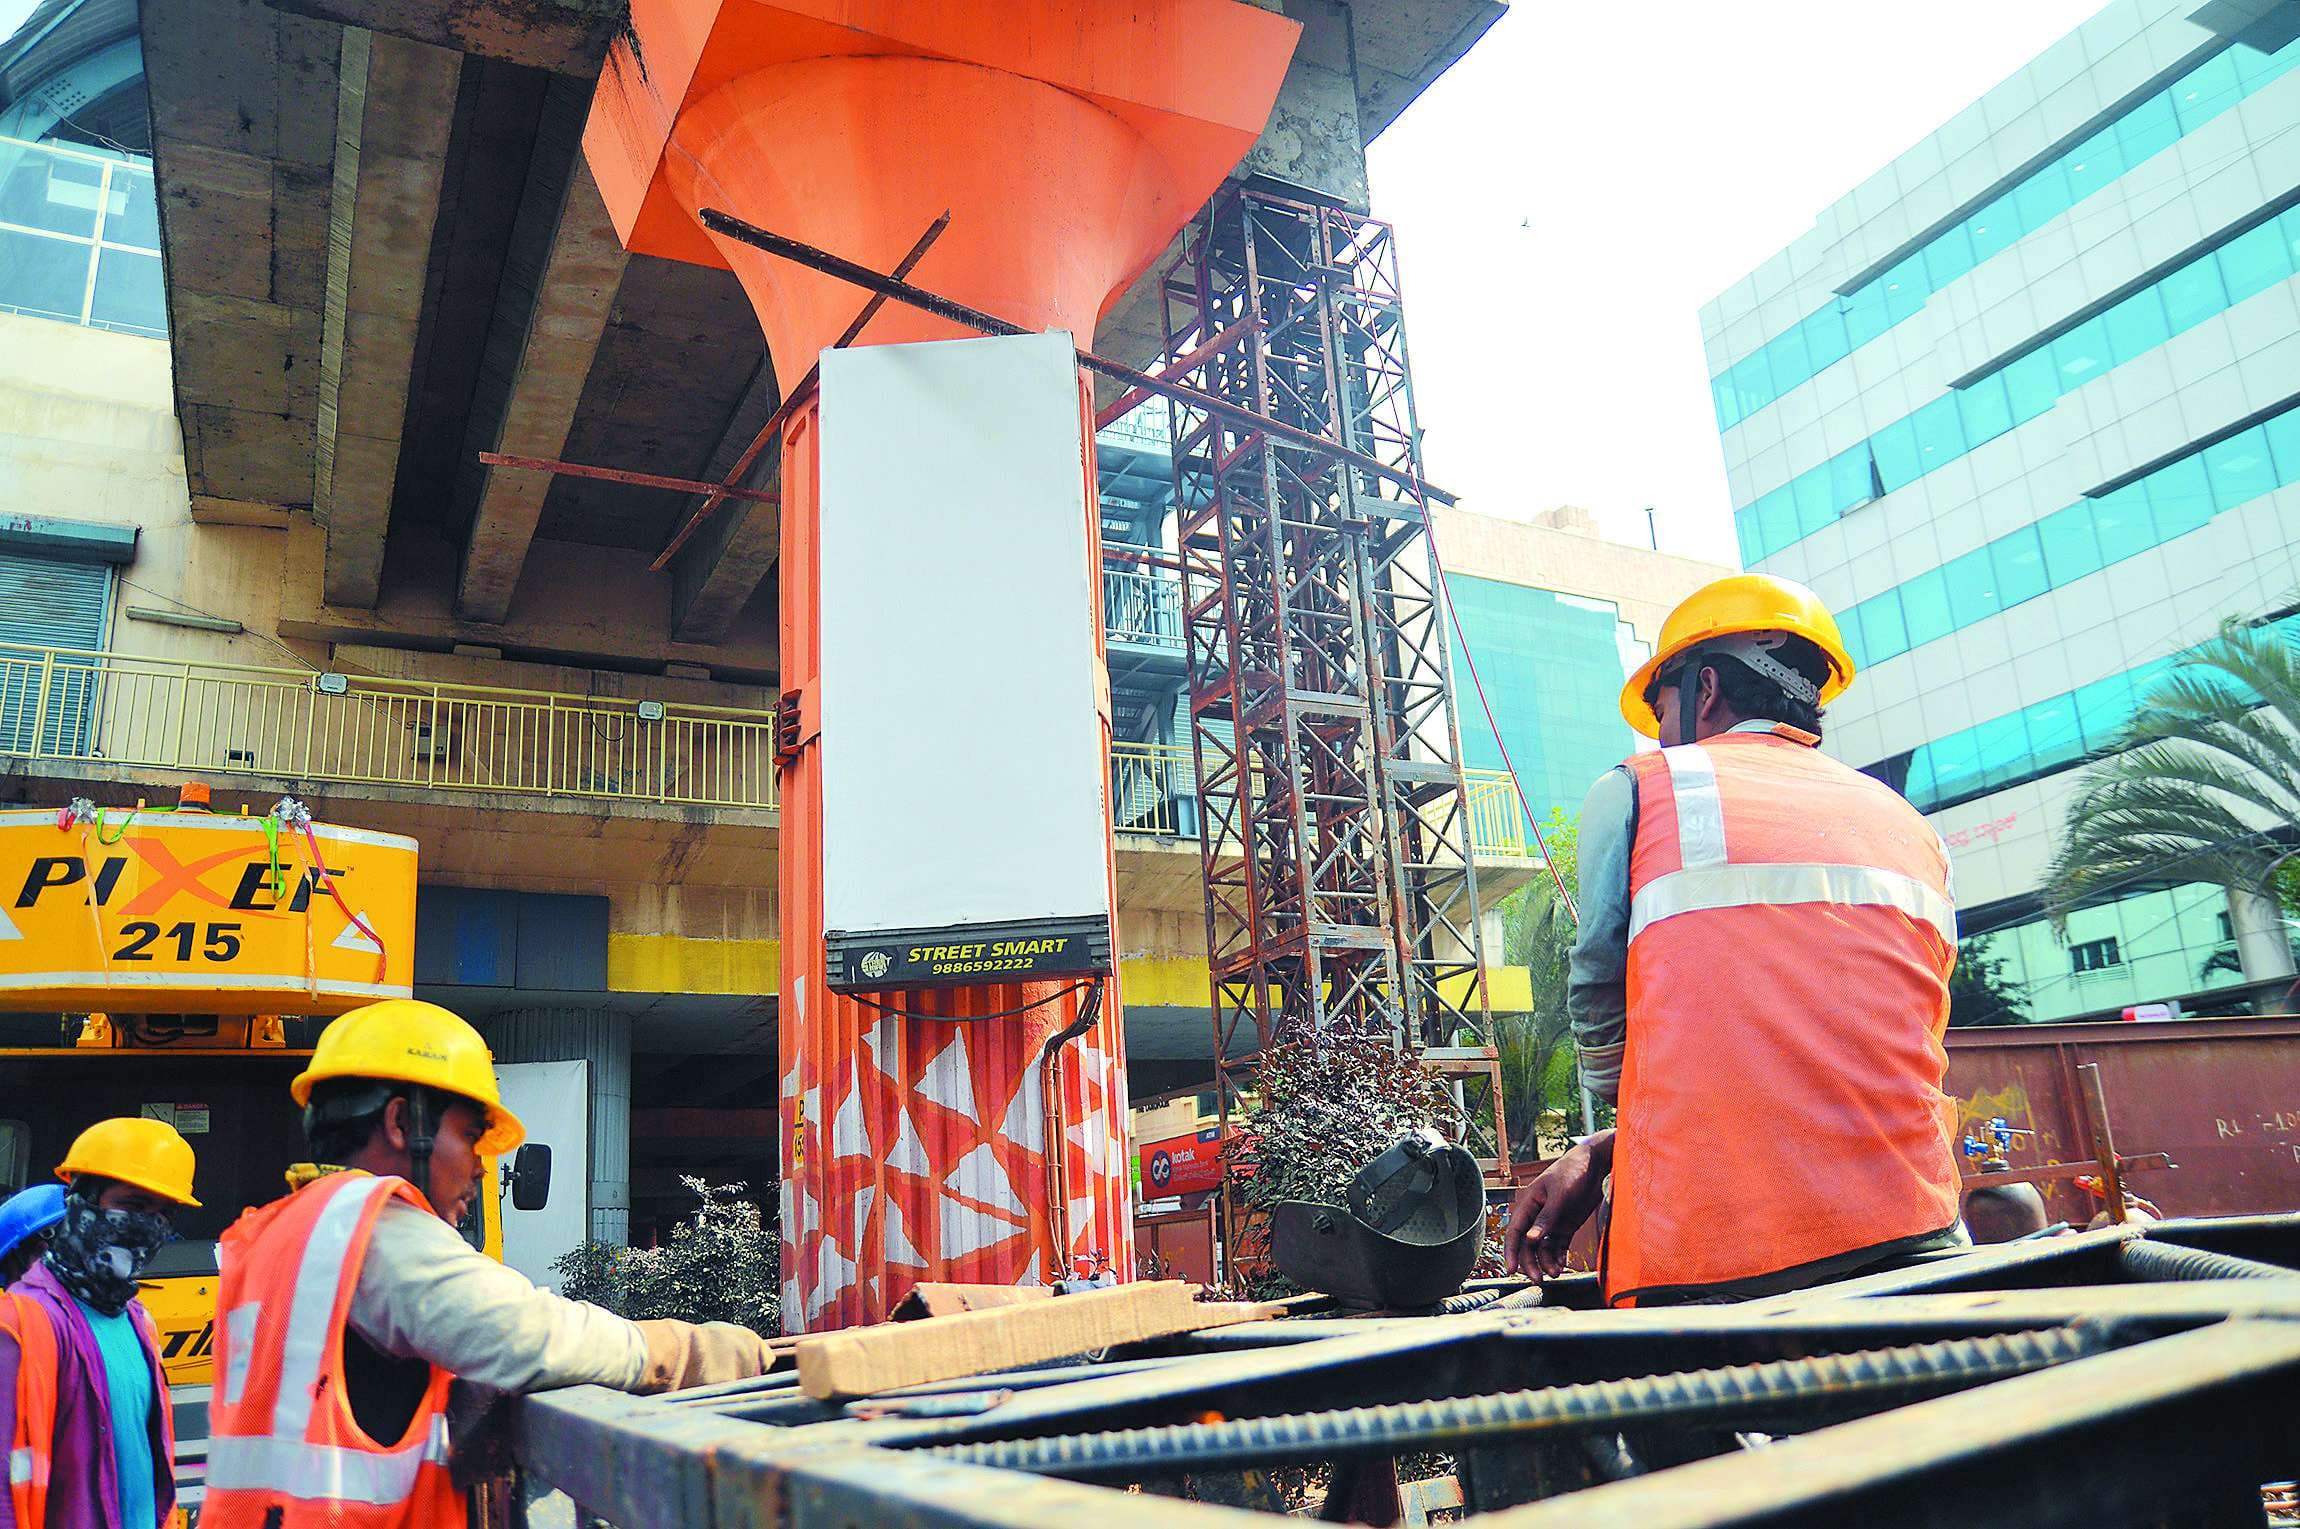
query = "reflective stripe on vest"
(207, 1415, 451, 1506)
(1607, 728, 1960, 1308)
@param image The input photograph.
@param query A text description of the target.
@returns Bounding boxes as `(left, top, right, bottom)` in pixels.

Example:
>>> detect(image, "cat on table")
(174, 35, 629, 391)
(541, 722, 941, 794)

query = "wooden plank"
(795, 1281, 1275, 1400)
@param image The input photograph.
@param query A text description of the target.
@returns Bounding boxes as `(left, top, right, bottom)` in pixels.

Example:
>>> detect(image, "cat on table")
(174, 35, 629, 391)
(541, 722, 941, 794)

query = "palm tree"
(2044, 617, 2300, 994)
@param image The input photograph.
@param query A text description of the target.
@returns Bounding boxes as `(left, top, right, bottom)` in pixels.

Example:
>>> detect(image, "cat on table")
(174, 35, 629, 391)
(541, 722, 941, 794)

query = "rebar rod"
(922, 1327, 2109, 1480)
(2118, 1240, 2300, 1282)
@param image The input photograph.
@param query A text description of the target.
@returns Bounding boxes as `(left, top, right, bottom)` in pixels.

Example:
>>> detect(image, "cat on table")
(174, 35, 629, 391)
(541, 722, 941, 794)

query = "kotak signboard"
(1140, 1127, 1231, 1199)
(0, 809, 416, 1013)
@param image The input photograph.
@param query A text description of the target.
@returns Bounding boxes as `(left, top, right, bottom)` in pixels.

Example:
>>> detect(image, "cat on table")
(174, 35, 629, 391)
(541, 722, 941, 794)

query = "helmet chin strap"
(402, 1085, 439, 1215)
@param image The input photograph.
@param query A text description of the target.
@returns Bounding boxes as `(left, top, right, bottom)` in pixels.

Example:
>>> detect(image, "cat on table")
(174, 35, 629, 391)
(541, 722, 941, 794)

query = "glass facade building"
(1702, 0, 2300, 1022)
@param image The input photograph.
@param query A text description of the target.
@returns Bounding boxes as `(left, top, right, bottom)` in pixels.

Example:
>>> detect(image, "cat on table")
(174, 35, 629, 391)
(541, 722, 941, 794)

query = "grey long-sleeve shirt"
(1567, 721, 1786, 1103)
(350, 1197, 651, 1392)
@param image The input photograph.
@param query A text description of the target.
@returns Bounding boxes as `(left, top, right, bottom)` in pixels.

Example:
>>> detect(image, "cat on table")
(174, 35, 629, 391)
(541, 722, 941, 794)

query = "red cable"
(1421, 509, 1580, 925)
(300, 816, 388, 982)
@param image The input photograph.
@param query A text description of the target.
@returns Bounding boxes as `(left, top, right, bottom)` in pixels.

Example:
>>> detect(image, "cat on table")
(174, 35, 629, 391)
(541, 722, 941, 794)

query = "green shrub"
(553, 1177, 779, 1336)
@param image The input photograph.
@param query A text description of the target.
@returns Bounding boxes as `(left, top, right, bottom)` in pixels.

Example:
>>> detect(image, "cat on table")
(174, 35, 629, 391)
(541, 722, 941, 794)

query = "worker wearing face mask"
(1504, 575, 1964, 1307)
(0, 1119, 197, 1529)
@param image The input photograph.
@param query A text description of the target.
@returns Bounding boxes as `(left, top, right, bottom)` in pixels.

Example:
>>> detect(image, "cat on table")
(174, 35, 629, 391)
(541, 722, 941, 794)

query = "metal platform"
(505, 1215, 2300, 1527)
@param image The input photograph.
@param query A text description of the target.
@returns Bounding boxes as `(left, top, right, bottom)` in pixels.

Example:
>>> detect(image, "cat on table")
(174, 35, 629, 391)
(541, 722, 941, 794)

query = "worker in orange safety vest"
(202, 1000, 776, 1528)
(1504, 574, 1964, 1307)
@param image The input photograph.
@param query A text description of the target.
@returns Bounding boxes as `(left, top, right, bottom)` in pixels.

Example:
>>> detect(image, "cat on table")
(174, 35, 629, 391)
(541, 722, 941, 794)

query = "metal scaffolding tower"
(1162, 183, 1507, 1187)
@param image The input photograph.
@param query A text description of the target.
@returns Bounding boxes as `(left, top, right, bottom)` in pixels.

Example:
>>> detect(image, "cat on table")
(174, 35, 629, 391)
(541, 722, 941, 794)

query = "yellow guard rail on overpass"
(0, 643, 1533, 854)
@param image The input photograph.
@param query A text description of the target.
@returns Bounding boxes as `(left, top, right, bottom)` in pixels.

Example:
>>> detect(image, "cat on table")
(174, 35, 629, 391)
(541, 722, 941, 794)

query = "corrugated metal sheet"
(0, 549, 108, 753)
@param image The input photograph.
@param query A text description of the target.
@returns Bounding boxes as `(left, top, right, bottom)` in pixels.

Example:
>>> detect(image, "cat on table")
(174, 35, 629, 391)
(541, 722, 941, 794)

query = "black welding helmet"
(1272, 1128, 1485, 1309)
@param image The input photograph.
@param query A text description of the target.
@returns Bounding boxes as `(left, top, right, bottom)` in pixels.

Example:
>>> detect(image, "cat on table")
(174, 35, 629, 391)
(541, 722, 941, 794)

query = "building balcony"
(1102, 552, 1184, 652)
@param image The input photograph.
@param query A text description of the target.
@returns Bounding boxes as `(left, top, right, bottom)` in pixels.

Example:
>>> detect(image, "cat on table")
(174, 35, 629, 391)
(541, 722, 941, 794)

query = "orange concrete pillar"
(586, 0, 1296, 1329)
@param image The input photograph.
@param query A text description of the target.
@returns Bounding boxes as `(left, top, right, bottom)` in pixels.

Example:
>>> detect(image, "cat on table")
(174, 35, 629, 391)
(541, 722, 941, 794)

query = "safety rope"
(279, 797, 387, 984)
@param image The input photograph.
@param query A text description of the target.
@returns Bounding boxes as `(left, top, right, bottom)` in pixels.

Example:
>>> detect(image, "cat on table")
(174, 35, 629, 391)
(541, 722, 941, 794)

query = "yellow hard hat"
(292, 999, 525, 1155)
(1622, 573, 1855, 739)
(56, 1117, 201, 1206)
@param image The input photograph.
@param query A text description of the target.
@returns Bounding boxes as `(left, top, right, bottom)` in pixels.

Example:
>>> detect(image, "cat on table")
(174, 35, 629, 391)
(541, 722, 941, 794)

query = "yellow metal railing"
(0, 643, 780, 809)
(0, 643, 1534, 853)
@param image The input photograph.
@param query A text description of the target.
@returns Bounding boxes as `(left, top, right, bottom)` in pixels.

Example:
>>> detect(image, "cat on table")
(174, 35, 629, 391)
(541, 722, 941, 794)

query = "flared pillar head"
(584, 0, 1299, 374)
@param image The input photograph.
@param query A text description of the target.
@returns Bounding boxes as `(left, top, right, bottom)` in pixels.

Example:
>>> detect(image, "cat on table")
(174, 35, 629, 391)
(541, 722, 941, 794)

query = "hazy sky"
(1367, 0, 2108, 567)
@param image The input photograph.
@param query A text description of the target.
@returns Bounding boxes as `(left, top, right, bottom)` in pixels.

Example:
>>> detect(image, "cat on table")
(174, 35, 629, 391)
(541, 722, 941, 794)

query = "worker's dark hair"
(303, 1076, 410, 1162)
(1686, 634, 1830, 736)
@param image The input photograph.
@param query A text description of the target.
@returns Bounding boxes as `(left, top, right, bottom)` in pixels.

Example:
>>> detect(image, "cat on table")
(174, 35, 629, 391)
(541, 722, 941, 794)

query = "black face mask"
(45, 1195, 172, 1316)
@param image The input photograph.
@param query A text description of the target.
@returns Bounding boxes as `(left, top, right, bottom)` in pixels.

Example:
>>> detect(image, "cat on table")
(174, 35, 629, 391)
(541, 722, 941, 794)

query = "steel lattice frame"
(1161, 183, 1501, 1172)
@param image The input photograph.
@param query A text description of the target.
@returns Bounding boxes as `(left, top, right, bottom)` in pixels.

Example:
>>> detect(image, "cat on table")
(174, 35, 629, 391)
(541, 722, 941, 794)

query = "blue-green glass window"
(1966, 194, 2018, 265)
(1838, 601, 1870, 669)
(1770, 322, 1811, 386)
(2233, 28, 2300, 89)
(2266, 406, 2300, 483)
(1968, 711, 2030, 792)
(1880, 253, 1927, 324)
(1862, 591, 1909, 662)
(2102, 286, 2171, 365)
(1755, 487, 1797, 555)
(1734, 505, 1762, 565)
(2073, 670, 2137, 751)
(1955, 373, 2014, 448)
(1991, 524, 2050, 608)
(1801, 310, 1850, 374)
(1871, 416, 1923, 493)
(2037, 501, 2104, 585)
(2012, 159, 2073, 231)
(1902, 746, 1937, 806)
(1838, 282, 1892, 351)
(1901, 568, 1954, 649)
(1923, 223, 1977, 289)
(2025, 693, 2084, 772)
(2115, 89, 2180, 163)
(1791, 466, 1835, 537)
(2173, 50, 2242, 131)
(2091, 480, 2156, 562)
(2060, 127, 2125, 203)
(1714, 379, 1740, 432)
(2280, 207, 2300, 272)
(1941, 545, 2001, 627)
(2204, 426, 2277, 510)
(1927, 728, 1987, 803)
(1829, 447, 1875, 510)
(2146, 455, 2215, 540)
(2159, 255, 2227, 332)
(1909, 393, 1965, 473)
(2002, 347, 2058, 426)
(2215, 218, 2292, 306)
(2050, 315, 2110, 389)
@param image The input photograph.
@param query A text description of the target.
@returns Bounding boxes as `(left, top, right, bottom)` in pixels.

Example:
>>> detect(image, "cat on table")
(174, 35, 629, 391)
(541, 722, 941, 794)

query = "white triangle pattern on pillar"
(881, 1193, 925, 1268)
(830, 1069, 871, 1160)
(852, 1185, 877, 1252)
(998, 1063, 1044, 1153)
(939, 1190, 1021, 1261)
(1066, 1197, 1096, 1254)
(1023, 1250, 1042, 1285)
(885, 1108, 930, 1177)
(1065, 1109, 1107, 1177)
(860, 1015, 898, 1075)
(943, 1142, 1026, 1217)
(918, 1030, 979, 1122)
(808, 1234, 857, 1325)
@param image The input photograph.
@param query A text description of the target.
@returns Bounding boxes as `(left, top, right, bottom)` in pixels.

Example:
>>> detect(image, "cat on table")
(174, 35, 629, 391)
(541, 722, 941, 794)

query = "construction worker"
(1, 1119, 196, 1529)
(202, 999, 774, 1527)
(1505, 574, 1963, 1306)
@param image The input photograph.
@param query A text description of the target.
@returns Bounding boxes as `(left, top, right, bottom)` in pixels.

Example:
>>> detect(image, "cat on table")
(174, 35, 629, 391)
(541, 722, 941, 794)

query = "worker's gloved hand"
(633, 1319, 775, 1392)
(1505, 1128, 1615, 1280)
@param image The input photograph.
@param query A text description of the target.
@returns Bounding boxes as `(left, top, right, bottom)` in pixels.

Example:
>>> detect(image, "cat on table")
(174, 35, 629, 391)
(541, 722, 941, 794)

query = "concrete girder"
(456, 79, 629, 624)
(144, 0, 340, 523)
(316, 30, 463, 608)
(667, 357, 780, 645)
(266, 0, 627, 77)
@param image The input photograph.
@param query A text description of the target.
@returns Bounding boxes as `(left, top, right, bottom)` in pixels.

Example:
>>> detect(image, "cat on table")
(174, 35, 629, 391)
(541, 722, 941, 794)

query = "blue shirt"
(72, 1298, 158, 1529)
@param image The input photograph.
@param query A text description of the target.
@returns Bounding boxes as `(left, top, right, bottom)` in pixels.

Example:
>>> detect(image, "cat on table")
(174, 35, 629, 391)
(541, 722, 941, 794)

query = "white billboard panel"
(816, 332, 1111, 965)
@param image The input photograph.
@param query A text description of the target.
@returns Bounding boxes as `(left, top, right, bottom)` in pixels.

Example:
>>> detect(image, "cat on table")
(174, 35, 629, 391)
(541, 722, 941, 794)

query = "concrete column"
(2227, 885, 2296, 1010)
(488, 1007, 632, 1245)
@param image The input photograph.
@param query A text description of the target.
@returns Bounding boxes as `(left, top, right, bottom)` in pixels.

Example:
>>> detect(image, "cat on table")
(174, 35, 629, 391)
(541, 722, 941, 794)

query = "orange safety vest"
(2, 1290, 58, 1527)
(201, 1173, 456, 1528)
(1604, 723, 1960, 1307)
